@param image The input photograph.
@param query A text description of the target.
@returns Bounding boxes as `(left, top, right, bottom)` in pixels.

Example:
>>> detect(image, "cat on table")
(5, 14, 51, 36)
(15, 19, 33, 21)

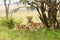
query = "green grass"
(0, 26, 60, 40)
(0, 10, 60, 40)
(0, 15, 60, 40)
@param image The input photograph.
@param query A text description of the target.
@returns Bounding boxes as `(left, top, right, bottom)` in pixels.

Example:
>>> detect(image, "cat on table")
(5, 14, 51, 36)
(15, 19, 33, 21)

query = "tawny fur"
(16, 16, 44, 31)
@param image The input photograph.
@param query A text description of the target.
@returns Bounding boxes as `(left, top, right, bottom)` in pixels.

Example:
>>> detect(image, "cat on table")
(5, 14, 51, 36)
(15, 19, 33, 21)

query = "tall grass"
(20, 28, 60, 40)
(0, 17, 15, 29)
(0, 17, 60, 40)
(0, 24, 60, 40)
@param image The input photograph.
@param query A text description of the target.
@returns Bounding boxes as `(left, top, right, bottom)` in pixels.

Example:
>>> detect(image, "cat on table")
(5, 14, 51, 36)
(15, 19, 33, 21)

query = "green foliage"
(19, 28, 60, 40)
(7, 17, 15, 29)
(0, 27, 60, 40)
(0, 18, 7, 26)
(0, 17, 15, 29)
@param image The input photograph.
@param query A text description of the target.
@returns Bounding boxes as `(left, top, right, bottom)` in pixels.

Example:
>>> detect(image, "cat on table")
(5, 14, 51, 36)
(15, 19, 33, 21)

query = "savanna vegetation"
(0, 0, 60, 40)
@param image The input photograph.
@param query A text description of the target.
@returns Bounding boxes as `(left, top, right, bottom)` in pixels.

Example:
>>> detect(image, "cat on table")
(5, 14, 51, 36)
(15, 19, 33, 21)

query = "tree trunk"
(39, 2, 49, 27)
(6, 8, 9, 19)
(50, 21, 56, 30)
(48, 8, 57, 30)
(4, 0, 10, 20)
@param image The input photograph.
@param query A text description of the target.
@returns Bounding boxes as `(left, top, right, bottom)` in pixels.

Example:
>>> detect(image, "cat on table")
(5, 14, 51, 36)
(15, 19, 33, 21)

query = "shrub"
(7, 17, 15, 29)
(0, 18, 7, 26)
(0, 17, 15, 29)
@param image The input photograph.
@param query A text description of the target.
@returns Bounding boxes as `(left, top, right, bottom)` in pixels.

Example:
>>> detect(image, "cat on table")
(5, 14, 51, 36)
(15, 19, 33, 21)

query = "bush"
(0, 18, 7, 26)
(7, 18, 15, 29)
(0, 17, 15, 29)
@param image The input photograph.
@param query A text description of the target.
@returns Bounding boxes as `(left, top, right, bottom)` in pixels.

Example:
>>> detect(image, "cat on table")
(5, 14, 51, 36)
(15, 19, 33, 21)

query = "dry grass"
(0, 5, 42, 24)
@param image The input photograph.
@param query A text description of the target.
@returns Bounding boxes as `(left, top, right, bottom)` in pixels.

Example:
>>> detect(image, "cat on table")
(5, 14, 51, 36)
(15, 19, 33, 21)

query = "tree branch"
(4, 0, 7, 9)
(8, 0, 11, 9)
